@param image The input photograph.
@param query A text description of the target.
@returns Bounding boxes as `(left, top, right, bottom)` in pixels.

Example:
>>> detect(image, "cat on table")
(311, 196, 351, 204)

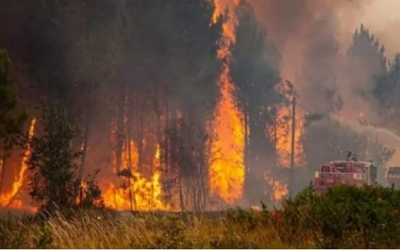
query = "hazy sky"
(339, 0, 400, 60)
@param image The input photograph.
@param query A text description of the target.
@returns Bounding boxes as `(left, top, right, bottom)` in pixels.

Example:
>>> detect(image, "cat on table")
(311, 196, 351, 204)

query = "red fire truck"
(313, 152, 377, 193)
(385, 166, 400, 188)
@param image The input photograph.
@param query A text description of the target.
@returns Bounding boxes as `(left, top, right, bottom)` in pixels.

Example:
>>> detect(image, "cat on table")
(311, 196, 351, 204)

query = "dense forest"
(0, 0, 399, 213)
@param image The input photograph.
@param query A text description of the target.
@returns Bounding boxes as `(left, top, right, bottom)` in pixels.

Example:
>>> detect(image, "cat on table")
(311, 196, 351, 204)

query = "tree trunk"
(77, 84, 91, 182)
(115, 83, 126, 173)
(243, 104, 251, 202)
(77, 0, 92, 185)
(136, 96, 144, 173)
(0, 153, 7, 205)
(126, 84, 137, 210)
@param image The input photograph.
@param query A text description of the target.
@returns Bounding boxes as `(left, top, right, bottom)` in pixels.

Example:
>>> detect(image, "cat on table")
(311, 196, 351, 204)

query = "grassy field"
(0, 209, 304, 249)
(2, 184, 400, 248)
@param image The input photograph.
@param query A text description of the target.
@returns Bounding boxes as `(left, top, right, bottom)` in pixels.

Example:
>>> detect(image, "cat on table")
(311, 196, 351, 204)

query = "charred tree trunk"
(273, 109, 277, 152)
(176, 112, 185, 212)
(198, 136, 207, 212)
(126, 84, 137, 210)
(243, 104, 251, 202)
(115, 83, 126, 173)
(78, 83, 92, 183)
(162, 85, 171, 204)
(127, 86, 133, 170)
(164, 85, 170, 173)
(0, 153, 7, 204)
(77, 1, 92, 185)
(136, 95, 144, 173)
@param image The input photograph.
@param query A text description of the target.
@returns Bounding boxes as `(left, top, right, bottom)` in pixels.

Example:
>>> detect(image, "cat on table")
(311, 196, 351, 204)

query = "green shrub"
(278, 184, 400, 248)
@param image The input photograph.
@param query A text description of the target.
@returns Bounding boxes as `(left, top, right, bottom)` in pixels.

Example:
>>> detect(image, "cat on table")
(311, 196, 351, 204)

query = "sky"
(339, 0, 400, 60)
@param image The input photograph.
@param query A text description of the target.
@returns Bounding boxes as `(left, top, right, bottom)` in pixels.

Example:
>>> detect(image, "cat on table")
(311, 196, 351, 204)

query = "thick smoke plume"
(247, 0, 370, 116)
(241, 0, 400, 194)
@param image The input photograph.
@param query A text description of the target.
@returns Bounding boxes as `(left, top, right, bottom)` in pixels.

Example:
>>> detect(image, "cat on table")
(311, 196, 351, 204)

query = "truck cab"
(385, 166, 400, 188)
(313, 159, 376, 193)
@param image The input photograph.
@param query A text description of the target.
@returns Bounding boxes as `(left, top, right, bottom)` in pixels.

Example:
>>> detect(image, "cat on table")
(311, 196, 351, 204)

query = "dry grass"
(4, 185, 400, 248)
(0, 209, 314, 248)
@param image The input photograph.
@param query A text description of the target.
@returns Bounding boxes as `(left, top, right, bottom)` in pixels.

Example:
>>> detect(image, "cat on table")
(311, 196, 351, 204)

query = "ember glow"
(268, 82, 305, 168)
(0, 118, 36, 211)
(208, 0, 245, 204)
(264, 176, 288, 202)
(102, 143, 169, 211)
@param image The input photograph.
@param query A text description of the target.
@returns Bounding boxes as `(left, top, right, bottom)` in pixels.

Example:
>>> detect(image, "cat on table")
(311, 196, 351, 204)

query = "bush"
(2, 184, 400, 248)
(277, 184, 400, 248)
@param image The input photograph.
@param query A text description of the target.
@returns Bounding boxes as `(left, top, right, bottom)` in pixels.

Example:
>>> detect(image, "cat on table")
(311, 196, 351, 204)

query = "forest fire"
(209, 0, 245, 204)
(264, 176, 288, 202)
(0, 118, 36, 212)
(0, 0, 398, 224)
(102, 143, 169, 211)
(268, 82, 305, 168)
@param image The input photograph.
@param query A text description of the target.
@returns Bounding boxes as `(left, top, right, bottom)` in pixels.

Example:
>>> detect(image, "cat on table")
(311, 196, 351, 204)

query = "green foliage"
(79, 169, 104, 209)
(23, 102, 104, 213)
(3, 185, 400, 248)
(35, 225, 53, 248)
(0, 46, 27, 147)
(155, 216, 186, 248)
(27, 103, 82, 212)
(277, 184, 400, 248)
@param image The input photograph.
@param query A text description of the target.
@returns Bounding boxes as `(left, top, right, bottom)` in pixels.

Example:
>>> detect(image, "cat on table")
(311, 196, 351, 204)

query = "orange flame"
(264, 175, 288, 202)
(109, 120, 118, 174)
(102, 143, 169, 211)
(0, 118, 37, 212)
(267, 83, 305, 168)
(209, 0, 245, 204)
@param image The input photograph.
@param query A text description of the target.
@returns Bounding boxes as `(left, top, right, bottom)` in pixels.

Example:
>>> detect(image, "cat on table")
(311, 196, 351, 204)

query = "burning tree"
(26, 103, 102, 212)
(0, 46, 27, 204)
(100, 0, 223, 211)
(230, 0, 283, 204)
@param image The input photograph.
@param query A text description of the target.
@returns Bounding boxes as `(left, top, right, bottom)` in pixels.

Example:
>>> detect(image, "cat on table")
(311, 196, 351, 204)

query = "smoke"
(237, 0, 400, 199)
(245, 0, 393, 124)
(330, 116, 400, 169)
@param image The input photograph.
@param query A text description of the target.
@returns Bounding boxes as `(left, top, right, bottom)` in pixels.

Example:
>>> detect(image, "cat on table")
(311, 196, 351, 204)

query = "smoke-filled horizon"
(249, 0, 400, 118)
(209, 0, 400, 201)
(0, 0, 400, 212)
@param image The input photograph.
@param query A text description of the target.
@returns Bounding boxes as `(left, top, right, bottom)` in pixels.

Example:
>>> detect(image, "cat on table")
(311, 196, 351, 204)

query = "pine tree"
(27, 103, 81, 212)
(0, 46, 27, 199)
(345, 24, 387, 103)
(111, 0, 223, 210)
(374, 54, 400, 129)
(230, 0, 282, 204)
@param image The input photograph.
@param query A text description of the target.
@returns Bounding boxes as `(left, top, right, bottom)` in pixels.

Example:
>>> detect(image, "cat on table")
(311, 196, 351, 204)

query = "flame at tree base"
(268, 82, 305, 169)
(265, 176, 288, 202)
(0, 118, 37, 213)
(209, 68, 245, 204)
(103, 143, 170, 211)
(208, 0, 245, 205)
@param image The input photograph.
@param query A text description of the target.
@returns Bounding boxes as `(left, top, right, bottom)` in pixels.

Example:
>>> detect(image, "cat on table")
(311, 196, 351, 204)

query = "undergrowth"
(2, 184, 400, 248)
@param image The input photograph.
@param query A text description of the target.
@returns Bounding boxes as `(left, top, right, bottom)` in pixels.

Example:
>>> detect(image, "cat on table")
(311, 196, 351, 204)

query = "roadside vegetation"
(1, 184, 400, 248)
